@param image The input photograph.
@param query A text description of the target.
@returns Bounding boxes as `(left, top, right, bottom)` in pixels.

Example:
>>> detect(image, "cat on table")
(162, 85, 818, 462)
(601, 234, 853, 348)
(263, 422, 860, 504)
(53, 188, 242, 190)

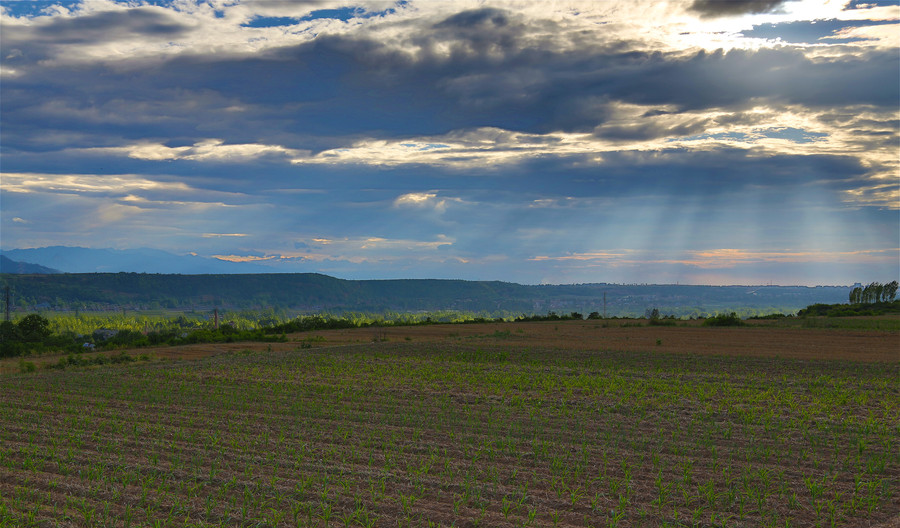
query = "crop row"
(1, 343, 897, 527)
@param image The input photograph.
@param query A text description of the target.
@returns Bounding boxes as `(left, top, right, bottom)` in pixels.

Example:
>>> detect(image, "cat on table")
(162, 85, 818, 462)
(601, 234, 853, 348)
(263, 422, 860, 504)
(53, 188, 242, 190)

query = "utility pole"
(4, 286, 10, 322)
(214, 308, 219, 330)
(603, 292, 607, 319)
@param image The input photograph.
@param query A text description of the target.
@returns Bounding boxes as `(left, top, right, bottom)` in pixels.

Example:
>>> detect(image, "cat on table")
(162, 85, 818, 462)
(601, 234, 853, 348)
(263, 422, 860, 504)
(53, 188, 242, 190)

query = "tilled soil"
(1, 320, 897, 527)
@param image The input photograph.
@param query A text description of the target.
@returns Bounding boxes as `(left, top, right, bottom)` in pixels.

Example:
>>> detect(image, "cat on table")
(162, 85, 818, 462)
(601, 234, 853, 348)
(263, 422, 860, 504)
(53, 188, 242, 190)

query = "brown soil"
(3, 319, 897, 374)
(1, 320, 897, 528)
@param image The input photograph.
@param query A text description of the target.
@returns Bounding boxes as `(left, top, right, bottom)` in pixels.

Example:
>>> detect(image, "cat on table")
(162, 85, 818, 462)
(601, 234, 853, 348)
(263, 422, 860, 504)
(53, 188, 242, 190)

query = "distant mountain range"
(0, 255, 60, 274)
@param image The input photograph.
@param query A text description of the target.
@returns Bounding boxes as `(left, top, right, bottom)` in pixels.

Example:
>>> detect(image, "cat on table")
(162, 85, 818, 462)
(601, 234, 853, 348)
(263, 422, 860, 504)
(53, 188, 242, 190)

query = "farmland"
(1, 320, 898, 527)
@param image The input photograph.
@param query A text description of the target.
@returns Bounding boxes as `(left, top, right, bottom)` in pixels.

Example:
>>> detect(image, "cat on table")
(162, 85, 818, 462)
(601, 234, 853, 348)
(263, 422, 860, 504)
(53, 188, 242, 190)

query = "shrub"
(18, 359, 37, 373)
(703, 312, 745, 326)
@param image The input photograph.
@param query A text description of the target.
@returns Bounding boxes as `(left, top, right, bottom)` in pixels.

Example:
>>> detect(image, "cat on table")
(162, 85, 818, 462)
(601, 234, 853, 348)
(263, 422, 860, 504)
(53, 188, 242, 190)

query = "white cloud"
(825, 22, 900, 49)
(0, 172, 191, 194)
(394, 192, 437, 205)
(394, 191, 463, 212)
(218, 234, 457, 267)
(0, 172, 260, 210)
(78, 139, 306, 162)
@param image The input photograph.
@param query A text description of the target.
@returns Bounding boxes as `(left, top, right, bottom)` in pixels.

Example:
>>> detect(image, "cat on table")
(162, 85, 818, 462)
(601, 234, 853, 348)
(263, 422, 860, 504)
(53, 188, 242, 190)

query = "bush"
(703, 312, 745, 326)
(16, 314, 51, 342)
(749, 313, 788, 320)
(18, 359, 37, 373)
(797, 300, 900, 318)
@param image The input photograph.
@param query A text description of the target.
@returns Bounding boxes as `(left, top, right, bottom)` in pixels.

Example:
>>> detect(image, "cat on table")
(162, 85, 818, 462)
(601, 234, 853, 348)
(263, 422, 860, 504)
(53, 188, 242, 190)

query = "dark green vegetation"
(798, 300, 900, 318)
(0, 310, 594, 360)
(0, 256, 60, 275)
(0, 313, 288, 359)
(1, 315, 68, 358)
(1, 272, 852, 318)
(0, 343, 896, 527)
(0, 310, 514, 359)
(4, 294, 899, 359)
(702, 313, 745, 327)
(17, 351, 151, 374)
(848, 281, 898, 305)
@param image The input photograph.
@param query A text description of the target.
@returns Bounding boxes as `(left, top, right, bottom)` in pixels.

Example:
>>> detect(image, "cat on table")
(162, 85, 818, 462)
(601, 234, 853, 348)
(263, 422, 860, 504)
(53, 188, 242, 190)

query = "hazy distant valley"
(2, 261, 850, 318)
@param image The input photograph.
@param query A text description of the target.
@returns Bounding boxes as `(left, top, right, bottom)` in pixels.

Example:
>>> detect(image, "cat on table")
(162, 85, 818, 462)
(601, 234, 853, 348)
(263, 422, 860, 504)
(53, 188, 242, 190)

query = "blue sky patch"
(298, 3, 404, 23)
(1, 0, 81, 17)
(742, 19, 897, 43)
(759, 128, 827, 143)
(241, 16, 299, 28)
(844, 0, 899, 9)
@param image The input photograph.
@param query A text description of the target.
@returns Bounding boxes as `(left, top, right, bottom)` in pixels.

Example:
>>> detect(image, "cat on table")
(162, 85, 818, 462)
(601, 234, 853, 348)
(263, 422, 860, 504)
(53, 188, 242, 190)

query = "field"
(1, 319, 898, 527)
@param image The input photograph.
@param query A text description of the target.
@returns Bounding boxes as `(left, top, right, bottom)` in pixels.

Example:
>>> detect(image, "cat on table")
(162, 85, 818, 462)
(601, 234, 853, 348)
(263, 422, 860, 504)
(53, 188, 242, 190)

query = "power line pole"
(603, 292, 607, 319)
(4, 286, 10, 322)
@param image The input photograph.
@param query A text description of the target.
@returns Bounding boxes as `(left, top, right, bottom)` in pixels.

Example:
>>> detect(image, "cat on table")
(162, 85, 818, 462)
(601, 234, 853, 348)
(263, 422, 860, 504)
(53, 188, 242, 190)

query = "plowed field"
(1, 319, 897, 527)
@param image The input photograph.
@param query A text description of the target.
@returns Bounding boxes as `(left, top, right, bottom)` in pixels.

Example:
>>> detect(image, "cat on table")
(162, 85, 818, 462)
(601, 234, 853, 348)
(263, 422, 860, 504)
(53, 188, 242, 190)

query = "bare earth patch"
(167, 319, 900, 363)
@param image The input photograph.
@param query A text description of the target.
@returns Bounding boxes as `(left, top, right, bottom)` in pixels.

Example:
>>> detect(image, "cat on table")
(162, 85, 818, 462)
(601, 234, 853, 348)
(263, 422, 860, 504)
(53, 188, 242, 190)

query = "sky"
(1, 0, 898, 285)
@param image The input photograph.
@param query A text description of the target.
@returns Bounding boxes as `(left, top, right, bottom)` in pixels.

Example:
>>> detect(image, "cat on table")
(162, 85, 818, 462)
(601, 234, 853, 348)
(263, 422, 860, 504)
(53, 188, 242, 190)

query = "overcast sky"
(1, 0, 898, 285)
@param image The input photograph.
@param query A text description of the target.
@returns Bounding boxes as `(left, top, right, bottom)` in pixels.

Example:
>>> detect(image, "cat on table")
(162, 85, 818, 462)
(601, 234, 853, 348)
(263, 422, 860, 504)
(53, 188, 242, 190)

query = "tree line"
(849, 281, 898, 304)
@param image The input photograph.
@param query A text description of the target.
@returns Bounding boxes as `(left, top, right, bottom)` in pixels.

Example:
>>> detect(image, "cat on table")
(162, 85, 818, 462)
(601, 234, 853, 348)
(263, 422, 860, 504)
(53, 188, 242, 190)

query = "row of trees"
(849, 281, 898, 304)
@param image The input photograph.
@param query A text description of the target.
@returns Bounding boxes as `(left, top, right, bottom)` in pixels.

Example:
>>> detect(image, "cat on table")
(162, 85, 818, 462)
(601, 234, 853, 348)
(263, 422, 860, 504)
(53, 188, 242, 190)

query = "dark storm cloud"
(484, 149, 868, 204)
(593, 117, 713, 141)
(593, 47, 899, 111)
(689, 0, 795, 17)
(434, 7, 510, 29)
(33, 8, 189, 41)
(0, 8, 189, 66)
(3, 22, 896, 162)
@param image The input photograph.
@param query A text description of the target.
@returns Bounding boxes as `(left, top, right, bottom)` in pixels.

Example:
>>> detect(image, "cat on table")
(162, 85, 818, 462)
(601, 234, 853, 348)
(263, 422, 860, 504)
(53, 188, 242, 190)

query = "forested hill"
(0, 256, 60, 274)
(0, 273, 852, 317)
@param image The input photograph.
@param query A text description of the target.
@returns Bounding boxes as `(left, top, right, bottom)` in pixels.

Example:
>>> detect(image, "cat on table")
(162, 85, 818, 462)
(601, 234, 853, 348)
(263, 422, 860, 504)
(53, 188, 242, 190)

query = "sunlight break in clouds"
(1, 0, 897, 284)
(531, 248, 900, 268)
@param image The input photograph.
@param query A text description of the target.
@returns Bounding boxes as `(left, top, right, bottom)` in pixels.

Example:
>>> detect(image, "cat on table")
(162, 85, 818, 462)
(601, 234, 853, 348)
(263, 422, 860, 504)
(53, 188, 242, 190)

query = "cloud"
(202, 233, 249, 238)
(3, 5, 896, 160)
(531, 247, 900, 269)
(212, 254, 277, 263)
(0, 172, 192, 195)
(33, 8, 189, 41)
(434, 8, 510, 30)
(81, 139, 307, 162)
(1, 1, 896, 285)
(689, 0, 796, 17)
(394, 192, 438, 207)
(393, 191, 467, 216)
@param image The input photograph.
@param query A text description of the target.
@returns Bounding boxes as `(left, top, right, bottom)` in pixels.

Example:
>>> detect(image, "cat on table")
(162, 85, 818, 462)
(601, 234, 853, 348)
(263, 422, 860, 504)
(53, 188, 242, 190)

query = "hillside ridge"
(1, 272, 851, 317)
